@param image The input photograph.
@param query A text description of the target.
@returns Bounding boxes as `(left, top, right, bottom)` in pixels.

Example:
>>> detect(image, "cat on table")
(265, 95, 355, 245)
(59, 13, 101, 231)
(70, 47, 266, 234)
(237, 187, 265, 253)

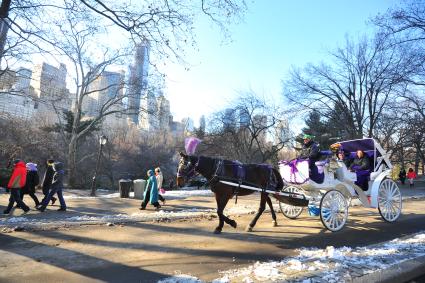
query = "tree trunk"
(414, 149, 420, 174)
(0, 0, 11, 61)
(0, 18, 8, 60)
(68, 136, 78, 189)
(68, 90, 83, 189)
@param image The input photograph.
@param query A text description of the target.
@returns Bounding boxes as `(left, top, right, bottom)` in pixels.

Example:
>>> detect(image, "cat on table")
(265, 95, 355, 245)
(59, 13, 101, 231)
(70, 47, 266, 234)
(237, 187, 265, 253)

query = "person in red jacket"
(407, 168, 417, 188)
(4, 160, 30, 214)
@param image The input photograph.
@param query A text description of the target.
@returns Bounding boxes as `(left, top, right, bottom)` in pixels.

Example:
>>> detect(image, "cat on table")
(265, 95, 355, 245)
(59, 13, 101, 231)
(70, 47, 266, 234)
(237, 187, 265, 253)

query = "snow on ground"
(0, 204, 260, 228)
(0, 187, 257, 227)
(64, 187, 213, 200)
(159, 232, 425, 283)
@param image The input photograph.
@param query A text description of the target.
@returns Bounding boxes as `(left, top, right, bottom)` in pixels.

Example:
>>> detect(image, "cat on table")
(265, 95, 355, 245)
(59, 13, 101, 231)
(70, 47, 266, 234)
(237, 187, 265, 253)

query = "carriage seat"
(335, 160, 357, 182)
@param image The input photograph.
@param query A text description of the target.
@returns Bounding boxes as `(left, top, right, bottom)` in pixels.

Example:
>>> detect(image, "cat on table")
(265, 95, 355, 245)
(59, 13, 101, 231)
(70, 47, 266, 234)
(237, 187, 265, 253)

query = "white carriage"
(278, 138, 402, 232)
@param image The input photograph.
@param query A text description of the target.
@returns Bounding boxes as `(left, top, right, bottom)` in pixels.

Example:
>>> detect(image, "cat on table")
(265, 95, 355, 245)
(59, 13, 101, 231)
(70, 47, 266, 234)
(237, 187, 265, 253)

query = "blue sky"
(164, 0, 399, 127)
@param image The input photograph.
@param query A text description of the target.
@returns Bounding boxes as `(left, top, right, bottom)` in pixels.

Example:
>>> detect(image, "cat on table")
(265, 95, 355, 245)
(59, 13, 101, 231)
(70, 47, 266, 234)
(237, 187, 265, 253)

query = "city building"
(30, 62, 71, 124)
(0, 69, 17, 90)
(274, 119, 291, 145)
(13, 68, 32, 94)
(138, 89, 173, 132)
(239, 108, 250, 128)
(83, 70, 125, 117)
(0, 93, 35, 120)
(253, 114, 268, 142)
(223, 108, 236, 130)
(127, 41, 150, 124)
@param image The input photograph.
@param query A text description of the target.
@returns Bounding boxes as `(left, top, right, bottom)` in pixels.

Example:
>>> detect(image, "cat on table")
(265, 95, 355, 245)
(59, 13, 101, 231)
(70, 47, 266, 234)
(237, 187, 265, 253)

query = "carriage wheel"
(279, 186, 304, 219)
(378, 179, 402, 222)
(320, 190, 348, 232)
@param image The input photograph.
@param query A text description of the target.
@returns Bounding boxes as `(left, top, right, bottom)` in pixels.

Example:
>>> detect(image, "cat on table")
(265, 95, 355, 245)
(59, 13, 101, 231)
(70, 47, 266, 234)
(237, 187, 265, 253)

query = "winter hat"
(155, 167, 161, 173)
(303, 134, 315, 140)
(26, 162, 38, 171)
(147, 170, 154, 177)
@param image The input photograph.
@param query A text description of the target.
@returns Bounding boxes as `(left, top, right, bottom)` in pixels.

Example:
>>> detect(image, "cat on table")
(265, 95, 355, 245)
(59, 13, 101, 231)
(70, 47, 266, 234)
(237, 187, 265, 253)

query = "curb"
(353, 255, 425, 283)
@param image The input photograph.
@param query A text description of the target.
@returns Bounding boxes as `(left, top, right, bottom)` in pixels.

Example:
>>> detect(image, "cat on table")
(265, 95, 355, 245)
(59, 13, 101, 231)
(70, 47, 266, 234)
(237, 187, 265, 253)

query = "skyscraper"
(83, 71, 125, 117)
(30, 62, 71, 124)
(127, 41, 150, 123)
(223, 108, 236, 130)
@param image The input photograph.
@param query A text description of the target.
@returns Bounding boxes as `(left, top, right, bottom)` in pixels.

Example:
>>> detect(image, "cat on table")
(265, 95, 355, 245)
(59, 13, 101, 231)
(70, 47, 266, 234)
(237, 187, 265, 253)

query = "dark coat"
(298, 141, 321, 161)
(51, 162, 65, 191)
(399, 170, 406, 179)
(349, 156, 371, 171)
(22, 170, 40, 194)
(42, 164, 55, 190)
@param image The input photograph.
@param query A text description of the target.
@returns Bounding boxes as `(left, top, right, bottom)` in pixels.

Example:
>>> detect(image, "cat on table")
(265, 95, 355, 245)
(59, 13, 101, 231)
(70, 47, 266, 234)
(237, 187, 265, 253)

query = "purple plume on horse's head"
(185, 137, 201, 155)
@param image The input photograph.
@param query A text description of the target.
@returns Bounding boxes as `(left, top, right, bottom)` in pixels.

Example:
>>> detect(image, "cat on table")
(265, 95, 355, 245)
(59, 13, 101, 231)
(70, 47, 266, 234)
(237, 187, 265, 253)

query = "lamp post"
(90, 135, 108, 196)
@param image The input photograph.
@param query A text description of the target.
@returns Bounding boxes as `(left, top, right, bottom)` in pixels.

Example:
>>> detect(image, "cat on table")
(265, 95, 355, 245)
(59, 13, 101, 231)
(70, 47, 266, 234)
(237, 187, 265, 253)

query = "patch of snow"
(0, 217, 29, 223)
(159, 231, 425, 283)
(63, 189, 212, 200)
(157, 274, 204, 283)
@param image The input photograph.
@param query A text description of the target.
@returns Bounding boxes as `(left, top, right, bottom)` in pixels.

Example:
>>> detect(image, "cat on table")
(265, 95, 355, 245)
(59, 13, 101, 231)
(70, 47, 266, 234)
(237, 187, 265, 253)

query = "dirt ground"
(0, 194, 424, 283)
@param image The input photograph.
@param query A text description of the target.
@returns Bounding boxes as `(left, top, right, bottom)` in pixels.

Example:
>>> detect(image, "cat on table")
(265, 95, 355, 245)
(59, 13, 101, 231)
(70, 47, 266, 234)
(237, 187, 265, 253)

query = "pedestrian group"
(3, 158, 66, 215)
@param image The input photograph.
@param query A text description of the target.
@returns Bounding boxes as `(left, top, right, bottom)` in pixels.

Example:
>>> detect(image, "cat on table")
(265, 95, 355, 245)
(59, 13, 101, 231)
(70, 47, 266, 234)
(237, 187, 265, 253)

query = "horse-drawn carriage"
(278, 138, 402, 231)
(176, 138, 401, 233)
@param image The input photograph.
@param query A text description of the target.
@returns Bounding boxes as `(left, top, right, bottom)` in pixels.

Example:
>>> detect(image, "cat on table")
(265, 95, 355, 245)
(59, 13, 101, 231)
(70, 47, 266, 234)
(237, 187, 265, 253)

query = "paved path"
(0, 186, 424, 282)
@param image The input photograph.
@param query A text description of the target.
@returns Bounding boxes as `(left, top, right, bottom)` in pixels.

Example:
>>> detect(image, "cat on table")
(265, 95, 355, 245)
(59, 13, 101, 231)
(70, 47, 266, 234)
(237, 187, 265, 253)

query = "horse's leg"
(214, 193, 225, 234)
(246, 192, 267, 232)
(214, 192, 236, 234)
(266, 195, 278, 227)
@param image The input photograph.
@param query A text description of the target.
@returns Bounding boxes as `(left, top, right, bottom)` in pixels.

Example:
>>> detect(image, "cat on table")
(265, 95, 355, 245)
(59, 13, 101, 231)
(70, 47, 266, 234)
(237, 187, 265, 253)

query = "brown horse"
(176, 153, 284, 234)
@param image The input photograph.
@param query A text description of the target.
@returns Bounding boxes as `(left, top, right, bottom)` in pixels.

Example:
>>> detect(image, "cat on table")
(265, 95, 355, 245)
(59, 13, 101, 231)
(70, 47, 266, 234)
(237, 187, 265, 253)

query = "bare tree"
(284, 34, 419, 138)
(203, 91, 292, 164)
(0, 0, 247, 65)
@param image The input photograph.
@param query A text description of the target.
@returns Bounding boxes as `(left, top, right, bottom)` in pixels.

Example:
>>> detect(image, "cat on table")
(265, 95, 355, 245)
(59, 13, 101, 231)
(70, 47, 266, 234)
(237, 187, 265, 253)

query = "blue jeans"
(41, 187, 66, 209)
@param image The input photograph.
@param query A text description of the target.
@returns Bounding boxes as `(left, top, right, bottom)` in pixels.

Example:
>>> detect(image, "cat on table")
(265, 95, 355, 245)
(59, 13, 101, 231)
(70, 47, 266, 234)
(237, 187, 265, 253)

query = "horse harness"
(182, 156, 278, 204)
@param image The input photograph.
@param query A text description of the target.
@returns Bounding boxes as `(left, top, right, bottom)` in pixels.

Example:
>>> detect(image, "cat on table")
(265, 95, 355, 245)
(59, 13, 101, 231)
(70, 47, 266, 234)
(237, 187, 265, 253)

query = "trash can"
(118, 179, 132, 198)
(133, 179, 146, 200)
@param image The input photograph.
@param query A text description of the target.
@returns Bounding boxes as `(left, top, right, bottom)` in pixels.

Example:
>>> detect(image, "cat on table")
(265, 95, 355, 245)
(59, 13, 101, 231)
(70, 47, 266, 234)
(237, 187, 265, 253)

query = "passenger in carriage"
(349, 150, 371, 191)
(337, 150, 352, 168)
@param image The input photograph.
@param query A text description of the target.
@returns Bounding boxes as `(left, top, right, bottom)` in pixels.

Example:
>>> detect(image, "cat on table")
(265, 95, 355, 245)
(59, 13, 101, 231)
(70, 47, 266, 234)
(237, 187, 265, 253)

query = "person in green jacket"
(140, 170, 161, 210)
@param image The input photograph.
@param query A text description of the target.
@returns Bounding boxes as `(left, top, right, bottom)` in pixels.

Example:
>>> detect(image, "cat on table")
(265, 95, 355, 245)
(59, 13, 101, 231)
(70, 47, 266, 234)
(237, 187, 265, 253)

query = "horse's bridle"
(177, 156, 200, 181)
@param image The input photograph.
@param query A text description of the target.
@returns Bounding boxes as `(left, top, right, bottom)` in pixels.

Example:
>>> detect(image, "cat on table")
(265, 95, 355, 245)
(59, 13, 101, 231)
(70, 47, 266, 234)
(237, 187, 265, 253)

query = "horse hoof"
(230, 220, 237, 229)
(245, 226, 253, 232)
(272, 220, 278, 227)
(213, 228, 222, 234)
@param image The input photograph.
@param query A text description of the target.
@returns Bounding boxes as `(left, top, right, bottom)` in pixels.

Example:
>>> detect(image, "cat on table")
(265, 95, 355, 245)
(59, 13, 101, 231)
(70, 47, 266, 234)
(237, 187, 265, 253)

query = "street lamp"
(90, 135, 108, 196)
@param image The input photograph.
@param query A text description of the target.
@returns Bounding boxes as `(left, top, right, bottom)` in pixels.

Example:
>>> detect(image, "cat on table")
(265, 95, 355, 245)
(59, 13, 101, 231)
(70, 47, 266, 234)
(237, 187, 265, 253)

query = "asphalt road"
(0, 197, 424, 283)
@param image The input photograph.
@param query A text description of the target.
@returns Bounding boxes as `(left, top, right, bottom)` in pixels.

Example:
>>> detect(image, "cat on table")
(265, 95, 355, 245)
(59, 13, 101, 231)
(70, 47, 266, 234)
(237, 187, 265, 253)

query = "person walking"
(37, 162, 66, 212)
(407, 168, 417, 188)
(41, 159, 57, 205)
(140, 170, 161, 210)
(155, 167, 166, 205)
(399, 168, 407, 185)
(21, 162, 40, 207)
(4, 160, 30, 214)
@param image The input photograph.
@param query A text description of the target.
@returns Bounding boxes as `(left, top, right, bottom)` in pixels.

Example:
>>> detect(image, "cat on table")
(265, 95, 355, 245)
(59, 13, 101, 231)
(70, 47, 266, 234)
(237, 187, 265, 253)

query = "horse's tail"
(272, 168, 284, 190)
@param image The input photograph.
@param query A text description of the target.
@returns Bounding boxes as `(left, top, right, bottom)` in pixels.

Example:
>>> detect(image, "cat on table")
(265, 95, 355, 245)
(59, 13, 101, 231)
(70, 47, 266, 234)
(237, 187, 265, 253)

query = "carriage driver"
(298, 134, 322, 182)
(298, 134, 320, 161)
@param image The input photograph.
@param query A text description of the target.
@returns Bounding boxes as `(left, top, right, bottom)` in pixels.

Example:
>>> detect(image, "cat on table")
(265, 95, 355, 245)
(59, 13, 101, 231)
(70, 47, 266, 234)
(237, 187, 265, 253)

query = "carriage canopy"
(337, 138, 392, 171)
